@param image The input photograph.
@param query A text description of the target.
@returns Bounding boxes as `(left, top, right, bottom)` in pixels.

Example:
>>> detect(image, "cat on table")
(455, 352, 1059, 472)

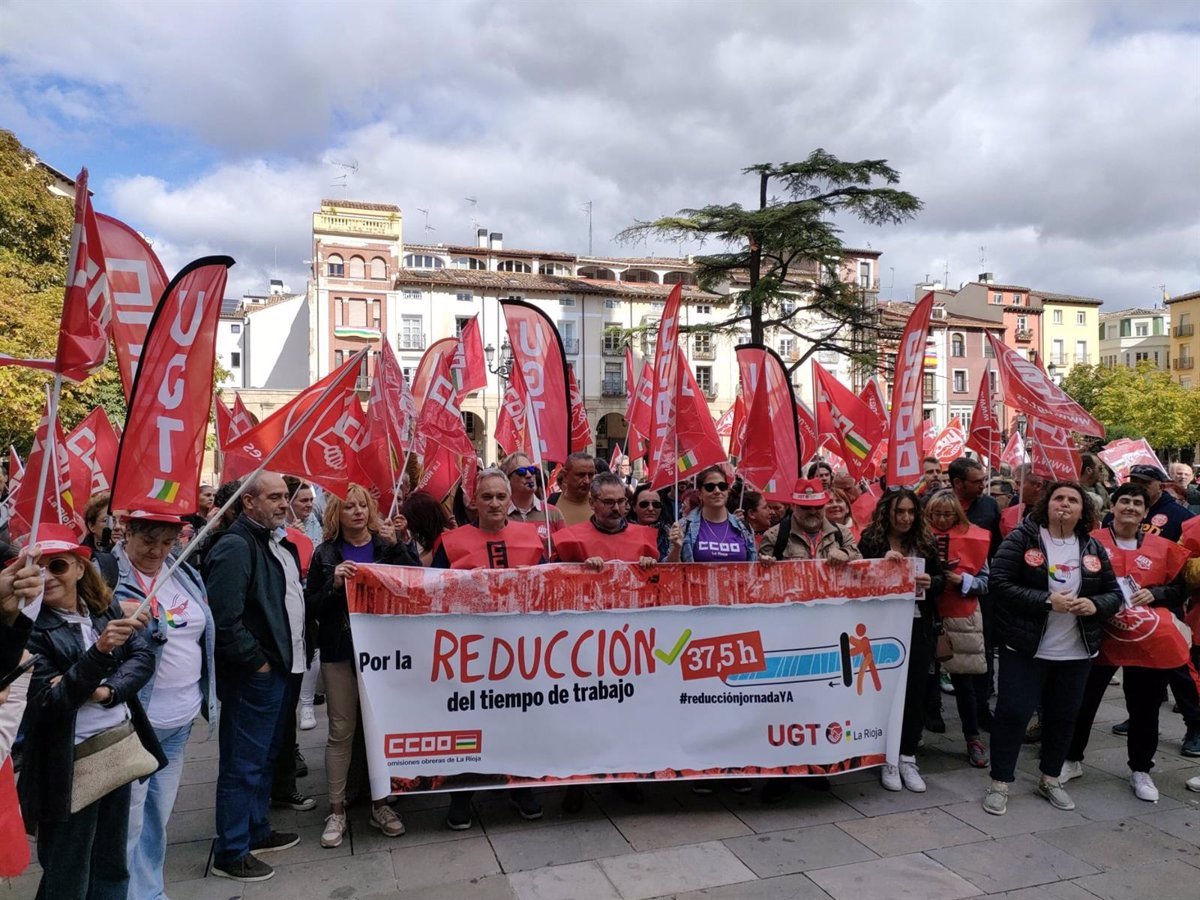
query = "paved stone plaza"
(3, 684, 1198, 899)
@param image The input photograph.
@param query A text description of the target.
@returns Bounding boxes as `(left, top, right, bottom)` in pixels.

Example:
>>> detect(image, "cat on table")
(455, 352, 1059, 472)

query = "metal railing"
(601, 339, 626, 357)
(692, 343, 716, 360)
(562, 338, 580, 355)
(1174, 324, 1194, 338)
(601, 376, 625, 396)
(397, 335, 426, 350)
(701, 383, 718, 400)
(1173, 357, 1194, 371)
(1014, 329, 1034, 342)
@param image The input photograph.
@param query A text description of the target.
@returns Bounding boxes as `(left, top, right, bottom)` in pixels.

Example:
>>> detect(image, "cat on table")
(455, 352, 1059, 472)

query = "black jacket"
(858, 532, 945, 626)
(991, 518, 1121, 658)
(202, 514, 302, 677)
(305, 535, 419, 663)
(19, 599, 165, 825)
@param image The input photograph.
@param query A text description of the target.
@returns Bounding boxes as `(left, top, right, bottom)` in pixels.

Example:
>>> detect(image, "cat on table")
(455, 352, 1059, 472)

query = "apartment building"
(1036, 290, 1102, 381)
(1098, 308, 1169, 371)
(1166, 290, 1200, 387)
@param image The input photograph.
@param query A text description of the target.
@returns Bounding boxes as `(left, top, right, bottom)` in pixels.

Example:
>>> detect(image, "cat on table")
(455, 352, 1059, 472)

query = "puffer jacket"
(991, 517, 1121, 658)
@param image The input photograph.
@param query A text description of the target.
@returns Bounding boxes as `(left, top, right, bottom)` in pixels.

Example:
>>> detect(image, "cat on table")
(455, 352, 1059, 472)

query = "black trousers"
(1068, 662, 1170, 773)
(36, 783, 131, 900)
(1166, 650, 1200, 728)
(989, 648, 1091, 783)
(900, 617, 933, 757)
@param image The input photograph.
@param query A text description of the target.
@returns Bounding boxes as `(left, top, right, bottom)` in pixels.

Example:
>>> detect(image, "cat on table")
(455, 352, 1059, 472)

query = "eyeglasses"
(637, 500, 662, 509)
(701, 482, 730, 493)
(46, 557, 73, 576)
(594, 498, 622, 507)
(510, 466, 538, 478)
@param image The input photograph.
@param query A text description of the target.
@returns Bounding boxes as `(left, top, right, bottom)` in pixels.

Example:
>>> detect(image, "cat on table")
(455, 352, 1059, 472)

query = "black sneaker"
(761, 779, 791, 804)
(925, 711, 947, 734)
(313, 692, 326, 706)
(212, 853, 274, 882)
(294, 747, 308, 778)
(1111, 719, 1130, 736)
(446, 793, 473, 831)
(562, 785, 586, 813)
(510, 788, 543, 821)
(249, 831, 300, 855)
(613, 782, 645, 803)
(1182, 726, 1200, 757)
(272, 791, 316, 811)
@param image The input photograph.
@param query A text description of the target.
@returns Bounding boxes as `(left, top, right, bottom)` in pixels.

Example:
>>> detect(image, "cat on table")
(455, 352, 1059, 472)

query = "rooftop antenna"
(943, 257, 950, 287)
(325, 158, 359, 194)
(978, 245, 987, 272)
(581, 200, 593, 256)
(465, 197, 477, 243)
(417, 207, 435, 237)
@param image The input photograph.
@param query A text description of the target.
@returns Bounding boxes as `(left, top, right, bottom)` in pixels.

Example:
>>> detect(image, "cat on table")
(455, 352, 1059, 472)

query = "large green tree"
(617, 150, 922, 372)
(1062, 362, 1200, 455)
(0, 129, 125, 454)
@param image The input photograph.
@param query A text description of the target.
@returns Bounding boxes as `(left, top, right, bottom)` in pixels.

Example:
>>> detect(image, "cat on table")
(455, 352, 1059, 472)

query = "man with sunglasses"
(502, 453, 565, 541)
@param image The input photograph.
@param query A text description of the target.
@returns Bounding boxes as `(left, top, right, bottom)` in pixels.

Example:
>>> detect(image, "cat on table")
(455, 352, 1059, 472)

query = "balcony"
(398, 335, 426, 351)
(601, 338, 626, 357)
(1173, 357, 1194, 371)
(1014, 329, 1034, 343)
(602, 376, 625, 397)
(1049, 355, 1066, 367)
(562, 337, 580, 355)
(354, 376, 371, 392)
(1174, 324, 1195, 338)
(692, 343, 716, 361)
(700, 382, 718, 401)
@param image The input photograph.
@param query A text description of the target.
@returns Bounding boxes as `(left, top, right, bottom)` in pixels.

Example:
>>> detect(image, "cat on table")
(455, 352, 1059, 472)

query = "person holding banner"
(984, 482, 1121, 816)
(110, 511, 217, 900)
(553, 473, 662, 570)
(632, 485, 673, 560)
(859, 489, 943, 793)
(401, 491, 452, 567)
(822, 488, 862, 542)
(925, 490, 991, 769)
(431, 467, 545, 829)
(679, 467, 758, 565)
(19, 525, 166, 899)
(306, 484, 415, 849)
(1061, 482, 1190, 802)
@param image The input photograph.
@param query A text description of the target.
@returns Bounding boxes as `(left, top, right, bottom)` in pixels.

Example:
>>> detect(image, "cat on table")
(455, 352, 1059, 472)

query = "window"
(539, 262, 569, 276)
(603, 327, 624, 355)
(1135, 322, 1149, 337)
(403, 254, 443, 269)
(463, 413, 477, 440)
(1016, 315, 1028, 331)
(559, 296, 576, 307)
(953, 370, 968, 393)
(560, 321, 579, 354)
(399, 315, 423, 350)
(230, 352, 241, 368)
(984, 338, 995, 357)
(777, 337, 796, 359)
(989, 370, 998, 393)
(1075, 340, 1087, 364)
(450, 256, 486, 270)
(603, 362, 623, 396)
(1012, 293, 1023, 305)
(402, 366, 415, 383)
(950, 333, 965, 357)
(1135, 352, 1151, 363)
(497, 259, 531, 273)
(370, 257, 388, 279)
(695, 304, 712, 315)
(649, 301, 665, 311)
(923, 372, 936, 399)
(456, 291, 473, 303)
(1053, 309, 1063, 325)
(695, 365, 713, 396)
(991, 292, 1004, 304)
(326, 254, 344, 277)
(604, 298, 619, 309)
(858, 261, 871, 287)
(1076, 311, 1086, 326)
(953, 410, 972, 433)
(348, 256, 366, 279)
(1107, 324, 1118, 339)
(345, 299, 367, 327)
(1052, 339, 1065, 366)
(372, 300, 381, 328)
(693, 332, 713, 358)
(1154, 317, 1164, 336)
(781, 299, 797, 315)
(455, 317, 471, 338)
(230, 323, 241, 334)
(401, 289, 422, 301)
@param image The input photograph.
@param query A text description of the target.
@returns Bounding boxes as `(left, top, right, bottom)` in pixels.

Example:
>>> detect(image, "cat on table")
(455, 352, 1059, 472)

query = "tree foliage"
(1062, 363, 1200, 455)
(0, 130, 125, 455)
(617, 149, 922, 372)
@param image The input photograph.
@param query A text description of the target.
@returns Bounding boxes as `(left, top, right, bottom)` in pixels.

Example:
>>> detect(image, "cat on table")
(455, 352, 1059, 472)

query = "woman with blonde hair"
(305, 485, 419, 849)
(823, 487, 861, 541)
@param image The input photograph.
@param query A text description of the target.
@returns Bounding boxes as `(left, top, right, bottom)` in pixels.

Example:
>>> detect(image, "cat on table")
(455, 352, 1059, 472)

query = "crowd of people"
(2, 447, 1200, 894)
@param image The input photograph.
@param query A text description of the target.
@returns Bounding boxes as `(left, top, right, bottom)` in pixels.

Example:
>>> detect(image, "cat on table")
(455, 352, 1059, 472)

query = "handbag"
(934, 629, 954, 663)
(71, 720, 158, 813)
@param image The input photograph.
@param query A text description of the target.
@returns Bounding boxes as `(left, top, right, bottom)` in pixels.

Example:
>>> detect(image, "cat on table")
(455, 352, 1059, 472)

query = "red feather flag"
(568, 367, 592, 451)
(812, 362, 883, 481)
(410, 337, 458, 406)
(215, 396, 258, 483)
(646, 284, 686, 485)
(451, 316, 488, 402)
(735, 345, 802, 501)
(966, 362, 1002, 464)
(886, 292, 936, 487)
(795, 398, 818, 467)
(109, 257, 234, 518)
(64, 406, 120, 497)
(986, 333, 1104, 437)
(56, 168, 113, 382)
(648, 346, 726, 491)
(501, 299, 572, 463)
(416, 353, 475, 460)
(624, 359, 653, 462)
(1028, 417, 1081, 482)
(495, 378, 526, 458)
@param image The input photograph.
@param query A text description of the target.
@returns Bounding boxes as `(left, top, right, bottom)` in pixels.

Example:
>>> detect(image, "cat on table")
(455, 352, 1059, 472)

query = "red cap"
(790, 478, 829, 507)
(33, 524, 91, 559)
(122, 510, 186, 526)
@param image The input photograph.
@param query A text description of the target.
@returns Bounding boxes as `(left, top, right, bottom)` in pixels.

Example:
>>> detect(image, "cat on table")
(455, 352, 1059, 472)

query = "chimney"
(490, 232, 503, 251)
(978, 272, 994, 284)
(477, 228, 488, 249)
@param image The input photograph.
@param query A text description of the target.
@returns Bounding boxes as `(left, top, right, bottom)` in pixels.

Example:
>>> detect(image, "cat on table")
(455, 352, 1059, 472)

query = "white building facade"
(1098, 308, 1169, 371)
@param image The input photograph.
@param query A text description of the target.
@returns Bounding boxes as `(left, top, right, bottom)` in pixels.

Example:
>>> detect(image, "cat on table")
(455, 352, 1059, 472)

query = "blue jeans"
(214, 668, 288, 867)
(127, 722, 194, 899)
(36, 783, 131, 900)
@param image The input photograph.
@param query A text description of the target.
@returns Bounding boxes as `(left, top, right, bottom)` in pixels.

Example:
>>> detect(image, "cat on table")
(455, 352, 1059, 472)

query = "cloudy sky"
(2, 0, 1197, 307)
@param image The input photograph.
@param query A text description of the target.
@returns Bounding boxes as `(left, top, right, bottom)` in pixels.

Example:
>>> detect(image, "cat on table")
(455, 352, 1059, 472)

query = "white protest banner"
(347, 560, 916, 797)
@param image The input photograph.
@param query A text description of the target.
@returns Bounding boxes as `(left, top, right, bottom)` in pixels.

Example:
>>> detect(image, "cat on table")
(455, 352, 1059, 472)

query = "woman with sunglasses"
(632, 485, 674, 560)
(858, 488, 943, 793)
(108, 510, 217, 900)
(20, 524, 165, 899)
(679, 466, 757, 565)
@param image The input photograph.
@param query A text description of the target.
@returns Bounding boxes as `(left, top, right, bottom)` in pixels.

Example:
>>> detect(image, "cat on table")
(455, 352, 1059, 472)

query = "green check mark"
(654, 628, 692, 665)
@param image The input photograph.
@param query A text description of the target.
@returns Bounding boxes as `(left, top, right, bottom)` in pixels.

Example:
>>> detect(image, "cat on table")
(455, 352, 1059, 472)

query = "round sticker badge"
(1024, 548, 1045, 567)
(1135, 555, 1152, 570)
(1151, 514, 1168, 528)
(1083, 554, 1101, 573)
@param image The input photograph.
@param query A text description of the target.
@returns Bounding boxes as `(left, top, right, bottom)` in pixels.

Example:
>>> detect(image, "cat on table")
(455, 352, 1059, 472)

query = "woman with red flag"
(925, 490, 991, 769)
(1061, 482, 1192, 802)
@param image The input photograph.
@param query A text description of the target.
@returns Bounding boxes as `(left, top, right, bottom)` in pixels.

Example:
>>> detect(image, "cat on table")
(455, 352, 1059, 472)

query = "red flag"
(416, 444, 466, 502)
(495, 377, 526, 458)
(966, 363, 1002, 464)
(859, 376, 889, 432)
(1028, 418, 1081, 481)
(377, 340, 419, 456)
(353, 362, 404, 514)
(109, 257, 234, 517)
(649, 346, 726, 490)
(1000, 431, 1027, 470)
(230, 349, 369, 498)
(215, 396, 258, 483)
(887, 292, 936, 487)
(646, 284, 685, 484)
(715, 402, 737, 438)
(736, 346, 802, 501)
(411, 337, 458, 405)
(501, 299, 572, 462)
(55, 168, 113, 382)
(2, 448, 23, 527)
(568, 367, 592, 450)
(416, 353, 475, 459)
(450, 316, 488, 403)
(727, 392, 747, 464)
(95, 212, 169, 399)
(610, 442, 625, 468)
(931, 417, 966, 466)
(1097, 439, 1165, 483)
(64, 406, 120, 497)
(625, 359, 653, 462)
(812, 362, 883, 481)
(794, 399, 818, 467)
(10, 397, 77, 540)
(987, 334, 1104, 437)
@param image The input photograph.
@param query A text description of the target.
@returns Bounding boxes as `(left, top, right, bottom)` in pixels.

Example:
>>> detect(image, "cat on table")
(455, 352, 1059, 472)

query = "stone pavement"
(3, 684, 1198, 899)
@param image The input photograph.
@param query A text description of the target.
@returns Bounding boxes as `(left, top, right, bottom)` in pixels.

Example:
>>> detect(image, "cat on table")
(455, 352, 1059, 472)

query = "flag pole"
(28, 374, 64, 540)
(523, 390, 554, 558)
(129, 349, 369, 619)
(387, 448, 414, 520)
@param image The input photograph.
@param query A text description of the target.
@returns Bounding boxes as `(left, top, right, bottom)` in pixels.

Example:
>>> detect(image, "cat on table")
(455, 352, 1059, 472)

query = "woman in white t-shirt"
(113, 511, 216, 900)
(984, 482, 1120, 818)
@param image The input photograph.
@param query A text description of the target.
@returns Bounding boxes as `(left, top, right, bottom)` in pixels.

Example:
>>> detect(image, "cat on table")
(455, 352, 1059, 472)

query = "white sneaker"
(299, 705, 317, 731)
(320, 813, 347, 848)
(1130, 771, 1159, 802)
(1187, 776, 1200, 793)
(899, 756, 926, 792)
(1059, 760, 1084, 784)
(880, 764, 902, 791)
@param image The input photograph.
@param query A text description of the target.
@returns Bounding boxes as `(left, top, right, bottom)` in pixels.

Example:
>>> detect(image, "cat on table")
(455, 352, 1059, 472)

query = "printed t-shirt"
(1036, 528, 1088, 661)
(144, 575, 204, 729)
(692, 517, 748, 562)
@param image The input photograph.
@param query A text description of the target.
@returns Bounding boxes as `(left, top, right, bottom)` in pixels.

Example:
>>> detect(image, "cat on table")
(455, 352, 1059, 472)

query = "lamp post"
(484, 338, 514, 460)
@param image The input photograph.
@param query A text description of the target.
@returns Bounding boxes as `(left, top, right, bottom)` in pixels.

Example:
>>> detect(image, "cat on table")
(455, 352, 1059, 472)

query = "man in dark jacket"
(203, 471, 305, 883)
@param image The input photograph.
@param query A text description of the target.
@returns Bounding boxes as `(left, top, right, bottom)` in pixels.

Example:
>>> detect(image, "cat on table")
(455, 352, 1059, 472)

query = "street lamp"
(483, 337, 513, 378)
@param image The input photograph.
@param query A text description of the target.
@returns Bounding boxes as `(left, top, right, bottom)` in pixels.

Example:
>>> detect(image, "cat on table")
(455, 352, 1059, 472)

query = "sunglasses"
(637, 500, 662, 509)
(701, 482, 730, 493)
(46, 557, 74, 576)
(510, 466, 538, 478)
